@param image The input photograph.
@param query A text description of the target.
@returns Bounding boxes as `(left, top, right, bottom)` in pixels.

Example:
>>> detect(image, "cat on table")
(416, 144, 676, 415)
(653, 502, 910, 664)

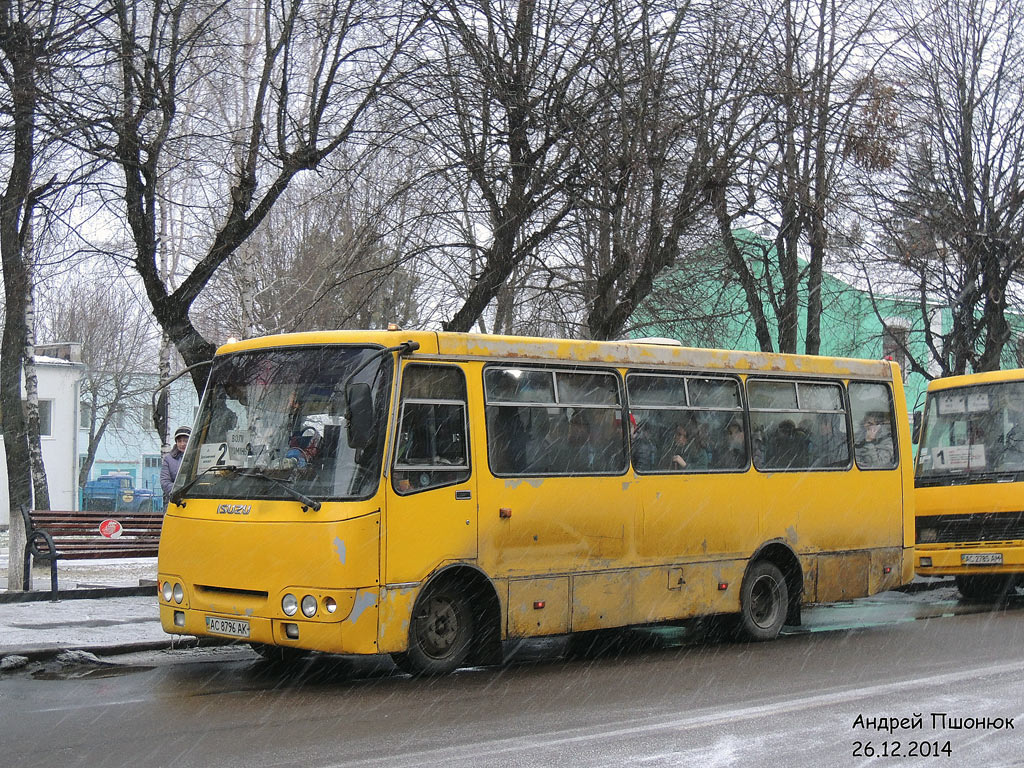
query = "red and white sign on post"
(99, 519, 123, 538)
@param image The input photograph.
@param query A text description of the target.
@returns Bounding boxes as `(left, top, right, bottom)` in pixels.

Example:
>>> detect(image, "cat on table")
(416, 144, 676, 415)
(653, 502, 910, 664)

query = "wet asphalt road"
(3, 586, 1024, 768)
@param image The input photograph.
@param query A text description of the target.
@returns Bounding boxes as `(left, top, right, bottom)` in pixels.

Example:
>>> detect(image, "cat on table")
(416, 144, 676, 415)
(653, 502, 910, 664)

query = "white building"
(0, 352, 85, 528)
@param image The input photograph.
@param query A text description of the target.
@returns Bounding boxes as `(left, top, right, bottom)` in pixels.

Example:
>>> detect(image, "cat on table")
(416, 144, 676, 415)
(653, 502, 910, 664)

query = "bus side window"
(484, 366, 625, 476)
(849, 382, 897, 469)
(392, 365, 471, 494)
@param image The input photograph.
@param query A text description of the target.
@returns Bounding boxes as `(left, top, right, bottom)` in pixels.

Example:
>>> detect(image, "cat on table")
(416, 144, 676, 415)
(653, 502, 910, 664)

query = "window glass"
(393, 365, 470, 494)
(748, 379, 850, 471)
(850, 382, 897, 469)
(689, 378, 741, 409)
(627, 374, 746, 473)
(917, 381, 1024, 479)
(485, 366, 625, 475)
(747, 380, 798, 410)
(555, 371, 619, 406)
(483, 368, 554, 403)
(798, 382, 843, 411)
(626, 375, 687, 407)
(175, 346, 392, 502)
(37, 400, 52, 437)
(401, 365, 465, 400)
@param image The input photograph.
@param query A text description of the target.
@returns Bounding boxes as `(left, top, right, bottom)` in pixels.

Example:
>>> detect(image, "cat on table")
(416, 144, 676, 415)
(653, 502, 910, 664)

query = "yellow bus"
(914, 369, 1024, 600)
(158, 330, 914, 673)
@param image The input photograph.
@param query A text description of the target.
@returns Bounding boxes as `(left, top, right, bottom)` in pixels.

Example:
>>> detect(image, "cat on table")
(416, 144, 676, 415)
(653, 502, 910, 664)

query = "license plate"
(961, 553, 1003, 565)
(205, 616, 250, 638)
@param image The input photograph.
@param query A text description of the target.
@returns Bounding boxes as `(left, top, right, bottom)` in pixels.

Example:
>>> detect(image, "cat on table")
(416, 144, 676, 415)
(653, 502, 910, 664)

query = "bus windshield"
(916, 380, 1024, 484)
(174, 345, 392, 502)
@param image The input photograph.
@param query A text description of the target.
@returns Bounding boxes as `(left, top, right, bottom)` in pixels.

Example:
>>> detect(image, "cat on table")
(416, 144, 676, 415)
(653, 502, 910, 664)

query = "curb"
(0, 585, 156, 604)
(1, 635, 236, 663)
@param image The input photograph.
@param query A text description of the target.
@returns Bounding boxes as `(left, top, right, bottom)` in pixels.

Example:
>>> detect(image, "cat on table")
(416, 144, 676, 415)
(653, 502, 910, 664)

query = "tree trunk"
(1, 11, 40, 590)
(23, 259, 50, 510)
(712, 184, 775, 352)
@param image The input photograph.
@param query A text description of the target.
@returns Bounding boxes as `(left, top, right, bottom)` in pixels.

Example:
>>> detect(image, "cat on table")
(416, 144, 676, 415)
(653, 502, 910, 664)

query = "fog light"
(172, 583, 184, 604)
(162, 582, 173, 602)
(282, 593, 298, 616)
(301, 595, 317, 618)
(920, 557, 933, 567)
(173, 610, 186, 627)
(324, 596, 337, 614)
(284, 623, 299, 639)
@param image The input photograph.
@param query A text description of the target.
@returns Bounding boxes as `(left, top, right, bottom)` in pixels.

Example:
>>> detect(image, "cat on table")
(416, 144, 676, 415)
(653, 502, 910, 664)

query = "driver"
(284, 427, 321, 468)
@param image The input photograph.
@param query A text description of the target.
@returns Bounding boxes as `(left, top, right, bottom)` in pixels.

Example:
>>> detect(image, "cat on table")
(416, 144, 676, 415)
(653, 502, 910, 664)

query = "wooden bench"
(20, 507, 164, 599)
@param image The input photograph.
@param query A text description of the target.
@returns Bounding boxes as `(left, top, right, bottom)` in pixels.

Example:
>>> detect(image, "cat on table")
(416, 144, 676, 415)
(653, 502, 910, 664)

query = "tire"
(737, 560, 788, 642)
(250, 643, 308, 665)
(392, 584, 474, 676)
(955, 575, 1017, 602)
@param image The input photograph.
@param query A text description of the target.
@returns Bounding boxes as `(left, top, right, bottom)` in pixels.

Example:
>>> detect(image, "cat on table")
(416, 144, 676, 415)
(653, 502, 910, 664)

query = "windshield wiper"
(168, 464, 238, 507)
(235, 468, 322, 512)
(169, 464, 322, 512)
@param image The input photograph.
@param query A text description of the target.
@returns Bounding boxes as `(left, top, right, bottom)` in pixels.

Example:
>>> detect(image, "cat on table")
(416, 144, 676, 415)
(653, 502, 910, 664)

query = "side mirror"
(912, 410, 922, 444)
(345, 383, 374, 449)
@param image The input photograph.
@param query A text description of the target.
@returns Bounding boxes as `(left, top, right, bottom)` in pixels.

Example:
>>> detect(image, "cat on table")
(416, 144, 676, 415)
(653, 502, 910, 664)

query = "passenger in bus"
(719, 419, 747, 469)
(566, 410, 598, 471)
(630, 417, 657, 471)
(667, 419, 708, 471)
(491, 406, 528, 473)
(810, 413, 848, 468)
(856, 412, 894, 467)
(769, 419, 809, 468)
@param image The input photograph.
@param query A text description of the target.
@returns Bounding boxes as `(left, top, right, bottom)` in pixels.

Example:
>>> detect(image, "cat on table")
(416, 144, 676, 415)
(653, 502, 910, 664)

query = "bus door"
(475, 365, 634, 635)
(384, 363, 478, 585)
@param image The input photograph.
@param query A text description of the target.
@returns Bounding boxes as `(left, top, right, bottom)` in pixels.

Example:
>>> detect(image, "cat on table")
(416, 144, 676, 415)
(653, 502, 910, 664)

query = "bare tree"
(867, 0, 1024, 375)
(407, 0, 609, 334)
(86, 0, 422, 392)
(573, 0, 768, 341)
(195, 172, 422, 338)
(0, 0, 106, 589)
(711, 0, 893, 354)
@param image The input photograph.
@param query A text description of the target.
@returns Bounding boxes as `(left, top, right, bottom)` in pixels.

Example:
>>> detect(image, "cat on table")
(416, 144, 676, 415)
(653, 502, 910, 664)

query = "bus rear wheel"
(737, 561, 788, 642)
(392, 584, 474, 676)
(955, 575, 1017, 601)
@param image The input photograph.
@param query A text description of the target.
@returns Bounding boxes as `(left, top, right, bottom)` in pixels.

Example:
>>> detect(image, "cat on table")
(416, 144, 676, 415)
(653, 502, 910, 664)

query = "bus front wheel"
(392, 584, 474, 676)
(955, 575, 1017, 601)
(737, 561, 788, 642)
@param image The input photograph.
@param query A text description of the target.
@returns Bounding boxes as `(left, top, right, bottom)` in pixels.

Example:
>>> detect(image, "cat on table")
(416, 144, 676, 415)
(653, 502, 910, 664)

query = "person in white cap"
(161, 426, 191, 498)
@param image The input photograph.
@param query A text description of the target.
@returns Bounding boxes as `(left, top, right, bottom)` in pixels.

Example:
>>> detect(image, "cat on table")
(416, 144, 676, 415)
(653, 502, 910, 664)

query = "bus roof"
(217, 329, 898, 380)
(926, 368, 1024, 392)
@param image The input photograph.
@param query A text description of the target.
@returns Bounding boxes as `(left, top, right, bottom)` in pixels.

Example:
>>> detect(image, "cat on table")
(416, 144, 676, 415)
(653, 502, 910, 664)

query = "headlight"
(301, 595, 317, 618)
(324, 597, 337, 614)
(918, 528, 938, 543)
(282, 593, 298, 616)
(162, 581, 173, 602)
(172, 583, 184, 604)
